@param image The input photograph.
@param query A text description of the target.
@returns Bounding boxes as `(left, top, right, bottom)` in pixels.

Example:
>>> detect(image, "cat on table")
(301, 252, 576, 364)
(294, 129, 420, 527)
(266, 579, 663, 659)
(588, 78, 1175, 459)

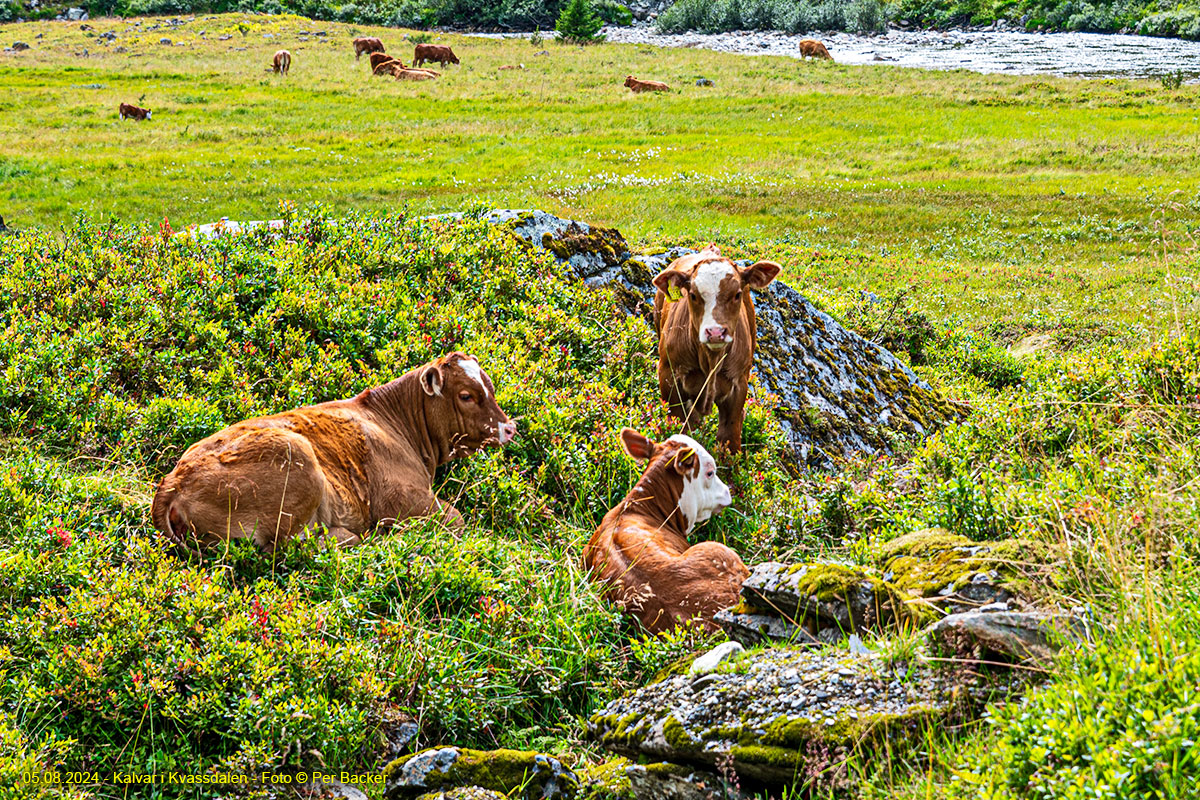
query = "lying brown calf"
(151, 352, 516, 555)
(118, 102, 151, 120)
(369, 52, 399, 72)
(583, 428, 746, 633)
(394, 66, 440, 81)
(624, 75, 670, 93)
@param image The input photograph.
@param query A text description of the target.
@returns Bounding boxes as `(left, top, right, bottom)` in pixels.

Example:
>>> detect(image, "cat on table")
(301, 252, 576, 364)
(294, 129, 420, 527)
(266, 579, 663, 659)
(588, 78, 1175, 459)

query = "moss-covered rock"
(875, 528, 1045, 613)
(385, 747, 579, 799)
(625, 762, 751, 799)
(415, 789, 508, 800)
(733, 561, 918, 643)
(577, 757, 636, 800)
(588, 646, 1010, 786)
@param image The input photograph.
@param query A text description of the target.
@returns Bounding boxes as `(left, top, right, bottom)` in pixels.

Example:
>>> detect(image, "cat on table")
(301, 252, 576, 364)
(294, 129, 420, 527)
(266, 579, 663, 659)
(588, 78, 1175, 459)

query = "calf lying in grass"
(152, 352, 516, 555)
(583, 428, 746, 633)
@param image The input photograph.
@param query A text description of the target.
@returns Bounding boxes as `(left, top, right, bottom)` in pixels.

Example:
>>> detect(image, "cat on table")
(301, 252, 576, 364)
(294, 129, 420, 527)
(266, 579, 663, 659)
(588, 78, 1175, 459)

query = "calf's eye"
(459, 392, 475, 403)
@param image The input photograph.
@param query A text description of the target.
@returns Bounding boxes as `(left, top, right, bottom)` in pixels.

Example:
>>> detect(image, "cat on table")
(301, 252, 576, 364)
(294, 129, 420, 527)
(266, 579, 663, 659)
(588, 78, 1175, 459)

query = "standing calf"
(584, 429, 745, 634)
(118, 102, 151, 120)
(798, 39, 833, 59)
(354, 36, 385, 60)
(151, 353, 516, 556)
(270, 49, 291, 74)
(413, 43, 459, 67)
(653, 245, 781, 454)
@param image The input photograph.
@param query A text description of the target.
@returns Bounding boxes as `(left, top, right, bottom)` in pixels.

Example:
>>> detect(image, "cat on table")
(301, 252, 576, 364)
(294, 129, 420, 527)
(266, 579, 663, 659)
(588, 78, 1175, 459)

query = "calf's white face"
(652, 247, 782, 351)
(690, 258, 739, 349)
(668, 434, 731, 533)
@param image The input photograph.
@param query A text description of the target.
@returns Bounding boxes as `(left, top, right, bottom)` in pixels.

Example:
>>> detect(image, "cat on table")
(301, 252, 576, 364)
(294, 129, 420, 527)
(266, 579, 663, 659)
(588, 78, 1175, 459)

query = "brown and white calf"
(653, 245, 781, 454)
(354, 37, 385, 60)
(151, 352, 516, 555)
(270, 49, 291, 74)
(584, 429, 745, 633)
(118, 102, 151, 120)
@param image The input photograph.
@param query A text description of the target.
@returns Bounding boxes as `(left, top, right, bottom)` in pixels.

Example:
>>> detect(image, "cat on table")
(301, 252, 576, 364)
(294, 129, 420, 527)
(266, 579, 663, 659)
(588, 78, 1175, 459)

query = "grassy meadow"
(1, 13, 1199, 332)
(2, 11, 1200, 800)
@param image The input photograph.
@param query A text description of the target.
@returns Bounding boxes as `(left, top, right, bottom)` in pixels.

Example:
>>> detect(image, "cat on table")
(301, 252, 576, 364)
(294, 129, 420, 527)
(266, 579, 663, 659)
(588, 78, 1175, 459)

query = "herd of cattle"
(152, 245, 780, 634)
(115, 33, 834, 121)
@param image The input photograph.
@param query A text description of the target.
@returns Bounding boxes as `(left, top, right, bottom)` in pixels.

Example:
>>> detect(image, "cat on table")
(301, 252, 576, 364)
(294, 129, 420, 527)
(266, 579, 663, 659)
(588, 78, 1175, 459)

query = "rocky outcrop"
(588, 645, 1011, 785)
(490, 210, 957, 468)
(927, 609, 1088, 666)
(384, 748, 579, 800)
(716, 530, 1041, 647)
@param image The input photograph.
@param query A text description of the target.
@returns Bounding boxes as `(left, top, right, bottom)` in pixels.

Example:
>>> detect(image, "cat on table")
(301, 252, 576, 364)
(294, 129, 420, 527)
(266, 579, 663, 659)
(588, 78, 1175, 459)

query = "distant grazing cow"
(151, 352, 517, 555)
(798, 38, 833, 59)
(624, 75, 670, 93)
(413, 43, 459, 67)
(270, 49, 291, 74)
(369, 51, 398, 72)
(652, 245, 781, 453)
(118, 102, 151, 120)
(583, 428, 745, 634)
(353, 36, 385, 60)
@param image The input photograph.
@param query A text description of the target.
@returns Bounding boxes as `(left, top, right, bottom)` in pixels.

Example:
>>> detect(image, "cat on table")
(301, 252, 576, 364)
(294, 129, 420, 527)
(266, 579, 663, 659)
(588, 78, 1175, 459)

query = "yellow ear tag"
(666, 284, 683, 302)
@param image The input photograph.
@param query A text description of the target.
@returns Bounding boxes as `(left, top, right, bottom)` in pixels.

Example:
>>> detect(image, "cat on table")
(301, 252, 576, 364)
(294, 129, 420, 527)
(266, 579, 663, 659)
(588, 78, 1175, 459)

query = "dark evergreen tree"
(556, 0, 606, 43)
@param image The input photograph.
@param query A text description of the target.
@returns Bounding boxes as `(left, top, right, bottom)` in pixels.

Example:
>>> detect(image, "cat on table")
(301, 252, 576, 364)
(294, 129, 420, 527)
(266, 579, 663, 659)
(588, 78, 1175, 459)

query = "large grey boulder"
(490, 210, 957, 467)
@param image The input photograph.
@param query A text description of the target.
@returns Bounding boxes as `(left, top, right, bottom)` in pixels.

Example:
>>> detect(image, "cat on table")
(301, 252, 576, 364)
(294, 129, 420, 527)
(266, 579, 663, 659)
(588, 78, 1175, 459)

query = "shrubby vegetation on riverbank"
(6, 0, 1200, 37)
(655, 0, 1200, 37)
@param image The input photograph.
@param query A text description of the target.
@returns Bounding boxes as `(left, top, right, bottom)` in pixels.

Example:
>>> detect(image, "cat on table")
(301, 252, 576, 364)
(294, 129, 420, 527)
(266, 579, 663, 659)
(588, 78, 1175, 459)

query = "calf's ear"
(742, 260, 781, 289)
(420, 364, 444, 396)
(652, 268, 691, 296)
(620, 428, 656, 461)
(671, 447, 698, 476)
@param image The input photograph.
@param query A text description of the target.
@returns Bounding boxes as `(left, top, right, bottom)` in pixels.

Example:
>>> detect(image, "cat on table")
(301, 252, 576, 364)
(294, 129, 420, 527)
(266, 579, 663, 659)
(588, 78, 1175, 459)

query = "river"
(588, 26, 1200, 81)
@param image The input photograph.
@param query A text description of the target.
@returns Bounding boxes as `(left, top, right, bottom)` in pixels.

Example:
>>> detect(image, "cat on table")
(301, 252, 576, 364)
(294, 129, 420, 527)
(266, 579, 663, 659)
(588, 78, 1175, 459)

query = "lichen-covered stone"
(577, 758, 636, 800)
(588, 647, 1011, 785)
(490, 209, 957, 467)
(415, 789, 507, 800)
(624, 763, 752, 800)
(385, 747, 579, 800)
(927, 609, 1088, 666)
(736, 561, 916, 641)
(876, 528, 1043, 614)
(712, 603, 820, 648)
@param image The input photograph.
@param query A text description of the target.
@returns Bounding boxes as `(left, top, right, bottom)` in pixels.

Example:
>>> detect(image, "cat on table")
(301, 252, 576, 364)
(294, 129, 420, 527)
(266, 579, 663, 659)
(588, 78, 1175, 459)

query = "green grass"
(1, 14, 1199, 332)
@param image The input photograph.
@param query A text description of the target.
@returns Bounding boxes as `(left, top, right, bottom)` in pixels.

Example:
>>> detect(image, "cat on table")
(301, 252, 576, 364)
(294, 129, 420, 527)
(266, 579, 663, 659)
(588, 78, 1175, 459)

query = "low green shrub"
(957, 575, 1200, 798)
